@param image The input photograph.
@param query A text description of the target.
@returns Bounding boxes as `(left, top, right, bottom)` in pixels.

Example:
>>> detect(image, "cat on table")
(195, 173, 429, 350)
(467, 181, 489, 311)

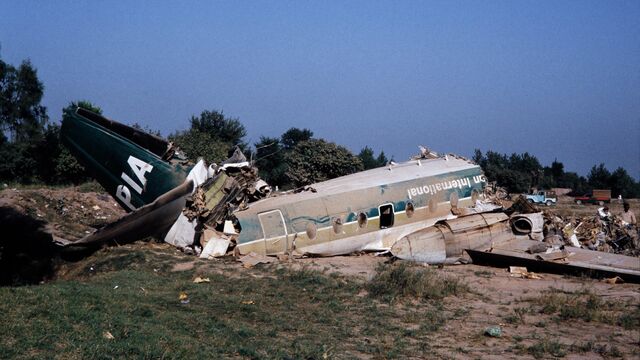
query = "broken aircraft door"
(258, 210, 288, 254)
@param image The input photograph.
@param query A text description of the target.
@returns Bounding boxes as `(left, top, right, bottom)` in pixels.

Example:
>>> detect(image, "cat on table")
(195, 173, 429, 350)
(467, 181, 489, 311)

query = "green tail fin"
(61, 107, 191, 211)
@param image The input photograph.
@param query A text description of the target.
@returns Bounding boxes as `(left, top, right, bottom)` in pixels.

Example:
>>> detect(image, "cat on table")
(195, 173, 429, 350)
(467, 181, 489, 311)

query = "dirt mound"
(0, 187, 125, 241)
(0, 186, 125, 285)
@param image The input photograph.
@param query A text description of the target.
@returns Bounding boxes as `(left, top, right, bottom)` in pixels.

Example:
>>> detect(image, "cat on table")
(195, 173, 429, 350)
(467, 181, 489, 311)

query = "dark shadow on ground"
(0, 206, 153, 285)
(0, 206, 60, 285)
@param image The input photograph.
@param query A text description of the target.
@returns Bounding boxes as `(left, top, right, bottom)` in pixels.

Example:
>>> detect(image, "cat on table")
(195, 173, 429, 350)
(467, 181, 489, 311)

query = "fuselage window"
(449, 192, 459, 208)
(306, 222, 317, 240)
(332, 217, 343, 234)
(379, 204, 394, 228)
(471, 189, 480, 203)
(357, 212, 368, 228)
(405, 202, 414, 218)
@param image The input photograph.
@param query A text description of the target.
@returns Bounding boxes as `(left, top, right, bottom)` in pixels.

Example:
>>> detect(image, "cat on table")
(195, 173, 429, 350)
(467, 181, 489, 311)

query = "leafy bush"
(367, 262, 468, 303)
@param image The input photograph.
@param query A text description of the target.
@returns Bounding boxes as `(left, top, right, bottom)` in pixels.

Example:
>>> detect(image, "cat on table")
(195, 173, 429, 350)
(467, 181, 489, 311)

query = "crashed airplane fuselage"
(60, 107, 486, 257)
(235, 158, 487, 256)
(59, 107, 640, 282)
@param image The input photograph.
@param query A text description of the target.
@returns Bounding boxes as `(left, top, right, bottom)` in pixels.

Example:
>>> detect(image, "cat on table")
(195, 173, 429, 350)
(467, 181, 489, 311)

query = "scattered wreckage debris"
(508, 266, 543, 279)
(238, 252, 276, 268)
(543, 206, 639, 257)
(462, 196, 640, 282)
(193, 276, 210, 284)
(53, 107, 638, 283)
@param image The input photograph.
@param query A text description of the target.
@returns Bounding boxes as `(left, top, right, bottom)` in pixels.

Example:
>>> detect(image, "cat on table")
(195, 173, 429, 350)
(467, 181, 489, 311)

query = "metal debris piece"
(469, 238, 640, 282)
(603, 276, 625, 284)
(238, 252, 276, 268)
(484, 326, 502, 337)
(509, 266, 543, 279)
(391, 213, 514, 264)
(526, 242, 548, 254)
(535, 248, 571, 261)
(510, 212, 544, 241)
(179, 292, 189, 304)
(199, 228, 231, 259)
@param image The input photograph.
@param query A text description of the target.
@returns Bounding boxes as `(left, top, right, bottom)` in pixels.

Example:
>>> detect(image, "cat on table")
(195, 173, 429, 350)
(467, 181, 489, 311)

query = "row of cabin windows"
(287, 190, 480, 240)
(307, 202, 401, 240)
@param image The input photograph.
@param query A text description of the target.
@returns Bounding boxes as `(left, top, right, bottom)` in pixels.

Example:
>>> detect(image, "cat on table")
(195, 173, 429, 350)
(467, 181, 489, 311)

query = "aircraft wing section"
(467, 239, 640, 283)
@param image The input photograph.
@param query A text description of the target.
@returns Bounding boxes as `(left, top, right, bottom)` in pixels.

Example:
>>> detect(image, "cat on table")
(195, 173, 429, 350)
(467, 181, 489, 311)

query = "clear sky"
(2, 1, 639, 179)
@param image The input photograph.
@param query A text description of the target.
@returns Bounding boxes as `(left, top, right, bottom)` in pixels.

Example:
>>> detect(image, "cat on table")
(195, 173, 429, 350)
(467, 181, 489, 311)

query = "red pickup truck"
(574, 189, 611, 205)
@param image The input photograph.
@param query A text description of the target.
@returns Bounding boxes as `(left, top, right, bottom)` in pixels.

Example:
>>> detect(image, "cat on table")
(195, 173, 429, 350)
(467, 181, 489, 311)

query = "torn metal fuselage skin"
(234, 158, 487, 256)
(390, 212, 515, 263)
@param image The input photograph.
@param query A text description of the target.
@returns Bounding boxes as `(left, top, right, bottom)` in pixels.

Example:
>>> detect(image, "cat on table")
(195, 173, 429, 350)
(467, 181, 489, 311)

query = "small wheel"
(528, 199, 535, 204)
(546, 200, 553, 206)
(576, 200, 582, 205)
(598, 201, 604, 206)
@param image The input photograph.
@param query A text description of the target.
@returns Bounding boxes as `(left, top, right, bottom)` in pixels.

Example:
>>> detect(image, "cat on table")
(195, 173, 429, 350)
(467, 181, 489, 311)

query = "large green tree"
(473, 150, 549, 193)
(609, 167, 636, 198)
(0, 59, 48, 142)
(587, 163, 611, 190)
(0, 57, 49, 183)
(281, 127, 313, 150)
(284, 139, 363, 187)
(169, 110, 247, 164)
(358, 146, 388, 170)
(254, 136, 288, 187)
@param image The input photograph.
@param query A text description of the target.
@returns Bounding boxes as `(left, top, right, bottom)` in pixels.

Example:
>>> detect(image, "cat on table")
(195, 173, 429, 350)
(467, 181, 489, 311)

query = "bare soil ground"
(297, 254, 639, 359)
(1, 186, 638, 358)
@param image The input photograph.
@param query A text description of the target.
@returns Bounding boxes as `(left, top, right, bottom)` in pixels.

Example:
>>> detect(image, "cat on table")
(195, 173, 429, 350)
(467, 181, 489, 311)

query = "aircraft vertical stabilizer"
(61, 107, 191, 211)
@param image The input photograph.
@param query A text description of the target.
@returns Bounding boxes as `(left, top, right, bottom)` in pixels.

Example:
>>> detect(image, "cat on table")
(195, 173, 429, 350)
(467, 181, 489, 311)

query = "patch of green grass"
(527, 287, 633, 325)
(474, 270, 493, 278)
(616, 303, 640, 330)
(526, 339, 566, 359)
(76, 181, 106, 193)
(504, 307, 529, 325)
(570, 341, 594, 353)
(569, 341, 622, 358)
(0, 249, 461, 358)
(594, 344, 623, 358)
(367, 262, 469, 303)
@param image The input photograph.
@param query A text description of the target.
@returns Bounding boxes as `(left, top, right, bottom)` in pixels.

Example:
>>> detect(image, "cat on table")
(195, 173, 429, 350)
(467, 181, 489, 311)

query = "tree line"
(472, 150, 640, 198)
(1, 56, 638, 197)
(0, 56, 388, 190)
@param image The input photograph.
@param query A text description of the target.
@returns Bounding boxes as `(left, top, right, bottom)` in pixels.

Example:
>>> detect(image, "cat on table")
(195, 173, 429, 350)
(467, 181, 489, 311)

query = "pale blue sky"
(1, 1, 639, 178)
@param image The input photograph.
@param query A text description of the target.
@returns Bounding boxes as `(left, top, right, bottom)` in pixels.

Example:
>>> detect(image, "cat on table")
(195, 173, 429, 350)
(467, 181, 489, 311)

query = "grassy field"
(0, 246, 474, 359)
(1, 187, 638, 359)
(1, 244, 638, 359)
